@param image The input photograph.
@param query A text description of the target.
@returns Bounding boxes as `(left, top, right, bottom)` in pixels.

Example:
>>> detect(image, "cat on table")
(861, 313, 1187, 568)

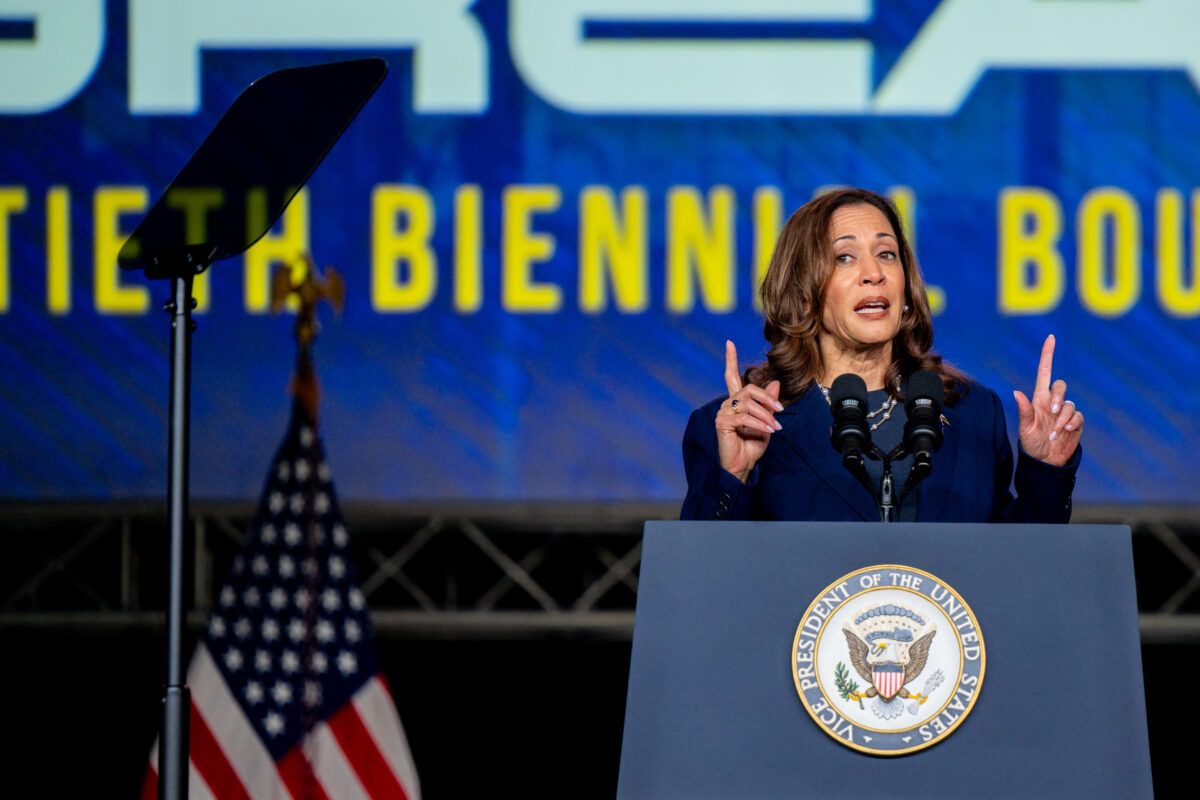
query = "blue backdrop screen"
(1, 1, 1197, 503)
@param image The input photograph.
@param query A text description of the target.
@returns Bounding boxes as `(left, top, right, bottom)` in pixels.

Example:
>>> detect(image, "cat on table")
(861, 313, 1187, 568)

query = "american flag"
(142, 406, 420, 800)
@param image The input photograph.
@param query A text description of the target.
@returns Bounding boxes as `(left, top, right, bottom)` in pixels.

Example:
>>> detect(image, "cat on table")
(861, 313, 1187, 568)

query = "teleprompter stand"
(119, 58, 387, 800)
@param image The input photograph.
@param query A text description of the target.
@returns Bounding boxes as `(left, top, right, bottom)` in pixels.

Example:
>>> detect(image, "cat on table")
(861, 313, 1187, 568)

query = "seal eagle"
(843, 625, 936, 702)
(841, 603, 938, 719)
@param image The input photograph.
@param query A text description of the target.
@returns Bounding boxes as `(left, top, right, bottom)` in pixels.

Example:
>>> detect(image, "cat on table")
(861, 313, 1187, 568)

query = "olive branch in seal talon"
(834, 661, 865, 709)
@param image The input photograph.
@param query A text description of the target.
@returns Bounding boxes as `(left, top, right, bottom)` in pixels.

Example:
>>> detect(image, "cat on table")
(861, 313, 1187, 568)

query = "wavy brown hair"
(744, 188, 967, 405)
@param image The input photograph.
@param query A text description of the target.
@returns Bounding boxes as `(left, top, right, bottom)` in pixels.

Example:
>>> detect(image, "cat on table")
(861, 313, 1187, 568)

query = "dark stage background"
(3, 629, 633, 798)
(2, 502, 1197, 798)
(1, 630, 1191, 798)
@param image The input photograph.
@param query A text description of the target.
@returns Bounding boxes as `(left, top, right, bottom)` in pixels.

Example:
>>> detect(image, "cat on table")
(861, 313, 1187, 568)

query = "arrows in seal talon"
(908, 668, 945, 714)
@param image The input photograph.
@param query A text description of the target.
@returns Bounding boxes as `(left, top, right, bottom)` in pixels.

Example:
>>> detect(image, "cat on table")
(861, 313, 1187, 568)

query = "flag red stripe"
(326, 701, 411, 800)
(279, 745, 333, 800)
(140, 765, 158, 800)
(189, 699, 253, 800)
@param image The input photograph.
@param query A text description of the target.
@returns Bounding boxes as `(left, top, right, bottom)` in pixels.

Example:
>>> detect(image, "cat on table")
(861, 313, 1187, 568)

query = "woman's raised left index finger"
(1034, 334, 1056, 396)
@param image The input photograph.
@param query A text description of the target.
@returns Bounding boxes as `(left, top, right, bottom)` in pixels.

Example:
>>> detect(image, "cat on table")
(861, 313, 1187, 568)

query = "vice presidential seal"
(791, 565, 985, 756)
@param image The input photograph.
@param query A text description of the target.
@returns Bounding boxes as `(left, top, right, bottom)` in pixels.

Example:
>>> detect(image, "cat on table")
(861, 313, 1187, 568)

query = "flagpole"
(160, 271, 196, 800)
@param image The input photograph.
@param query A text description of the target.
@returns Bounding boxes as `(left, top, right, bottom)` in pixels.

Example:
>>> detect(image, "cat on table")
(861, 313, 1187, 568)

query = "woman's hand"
(716, 340, 783, 483)
(1013, 334, 1084, 466)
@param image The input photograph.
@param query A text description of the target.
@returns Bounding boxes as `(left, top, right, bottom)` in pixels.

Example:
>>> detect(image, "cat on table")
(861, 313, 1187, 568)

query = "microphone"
(903, 370, 944, 481)
(829, 374, 871, 470)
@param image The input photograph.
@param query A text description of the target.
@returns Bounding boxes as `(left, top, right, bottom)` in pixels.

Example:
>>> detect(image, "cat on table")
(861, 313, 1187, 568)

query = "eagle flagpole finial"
(270, 253, 345, 420)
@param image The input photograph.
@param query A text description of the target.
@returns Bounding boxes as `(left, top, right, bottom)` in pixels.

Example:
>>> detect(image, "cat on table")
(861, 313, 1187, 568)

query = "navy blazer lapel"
(776, 388, 880, 521)
(914, 402, 959, 522)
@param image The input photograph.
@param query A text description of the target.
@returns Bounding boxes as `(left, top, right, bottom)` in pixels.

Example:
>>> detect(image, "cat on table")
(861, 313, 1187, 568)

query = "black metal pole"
(880, 467, 895, 523)
(159, 273, 194, 800)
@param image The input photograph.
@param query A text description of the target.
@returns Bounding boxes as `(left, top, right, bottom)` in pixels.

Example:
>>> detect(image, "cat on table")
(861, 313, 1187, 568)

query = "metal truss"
(2, 502, 1199, 643)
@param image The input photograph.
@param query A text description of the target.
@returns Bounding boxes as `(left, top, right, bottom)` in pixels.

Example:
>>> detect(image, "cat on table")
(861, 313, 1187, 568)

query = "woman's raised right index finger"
(724, 340, 743, 396)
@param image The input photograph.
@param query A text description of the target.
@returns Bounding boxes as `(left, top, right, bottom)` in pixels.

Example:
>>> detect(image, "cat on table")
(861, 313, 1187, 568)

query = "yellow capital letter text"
(502, 185, 561, 313)
(579, 185, 647, 313)
(998, 187, 1064, 314)
(372, 184, 437, 313)
(94, 186, 150, 315)
(667, 186, 735, 313)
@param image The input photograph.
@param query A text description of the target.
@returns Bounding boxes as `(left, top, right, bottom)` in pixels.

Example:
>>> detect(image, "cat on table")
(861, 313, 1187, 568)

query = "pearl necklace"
(819, 384, 897, 431)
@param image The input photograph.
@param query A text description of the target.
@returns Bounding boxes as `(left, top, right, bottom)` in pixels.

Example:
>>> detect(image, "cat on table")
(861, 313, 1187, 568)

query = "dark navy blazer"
(681, 382, 1079, 522)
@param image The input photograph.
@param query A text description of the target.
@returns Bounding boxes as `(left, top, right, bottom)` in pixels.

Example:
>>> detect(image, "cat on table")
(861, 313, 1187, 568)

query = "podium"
(617, 522, 1152, 799)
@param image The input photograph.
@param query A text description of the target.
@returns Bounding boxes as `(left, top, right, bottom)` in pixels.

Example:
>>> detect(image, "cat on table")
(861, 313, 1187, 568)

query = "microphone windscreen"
(829, 373, 869, 410)
(905, 370, 943, 415)
(829, 373, 870, 458)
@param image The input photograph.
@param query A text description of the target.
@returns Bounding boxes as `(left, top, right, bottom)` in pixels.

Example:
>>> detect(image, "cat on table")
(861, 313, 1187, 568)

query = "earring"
(902, 304, 910, 312)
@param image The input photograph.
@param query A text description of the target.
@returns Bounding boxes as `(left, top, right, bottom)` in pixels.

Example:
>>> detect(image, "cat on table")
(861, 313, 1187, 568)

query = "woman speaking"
(681, 188, 1083, 522)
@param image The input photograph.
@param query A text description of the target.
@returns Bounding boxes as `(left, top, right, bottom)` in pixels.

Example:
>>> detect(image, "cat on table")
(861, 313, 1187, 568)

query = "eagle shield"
(872, 662, 904, 700)
(843, 603, 937, 706)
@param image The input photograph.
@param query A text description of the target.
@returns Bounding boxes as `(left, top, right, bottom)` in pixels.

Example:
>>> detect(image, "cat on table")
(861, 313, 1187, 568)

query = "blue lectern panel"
(617, 522, 1151, 799)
